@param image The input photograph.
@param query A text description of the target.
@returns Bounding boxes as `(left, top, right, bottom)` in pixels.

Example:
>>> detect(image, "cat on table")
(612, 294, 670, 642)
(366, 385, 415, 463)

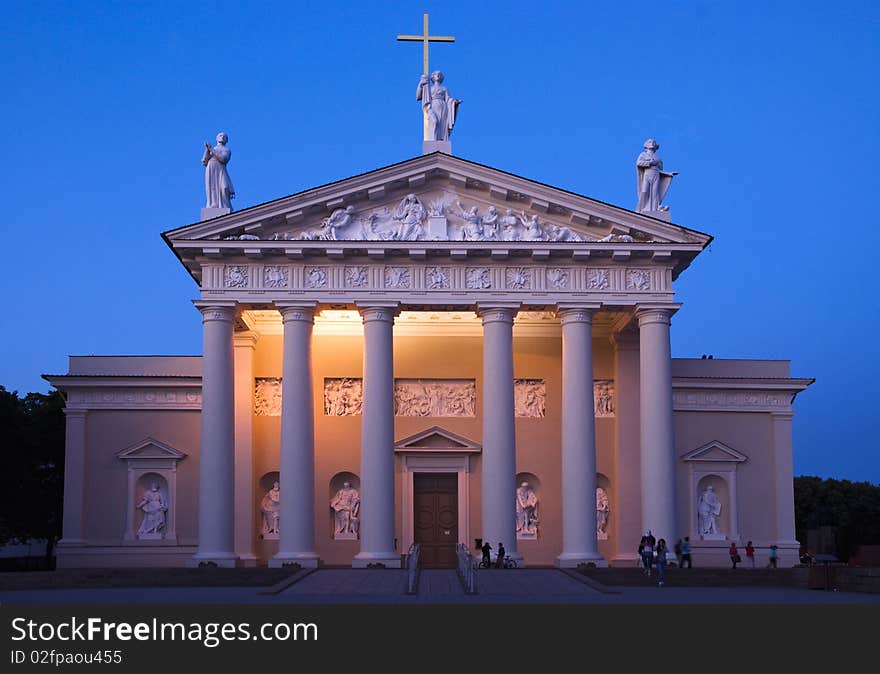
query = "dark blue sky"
(2, 1, 877, 482)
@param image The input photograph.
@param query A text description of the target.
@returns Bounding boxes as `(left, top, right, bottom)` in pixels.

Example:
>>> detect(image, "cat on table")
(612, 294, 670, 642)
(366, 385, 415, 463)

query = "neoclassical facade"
(46, 153, 812, 568)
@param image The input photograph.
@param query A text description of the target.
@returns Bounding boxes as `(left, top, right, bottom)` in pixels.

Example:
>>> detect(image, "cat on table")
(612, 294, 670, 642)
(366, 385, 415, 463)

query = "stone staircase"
(578, 566, 810, 588)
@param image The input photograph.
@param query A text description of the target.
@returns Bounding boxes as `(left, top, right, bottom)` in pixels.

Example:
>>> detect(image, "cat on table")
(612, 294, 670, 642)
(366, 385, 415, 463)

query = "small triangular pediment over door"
(394, 426, 481, 454)
(681, 440, 748, 463)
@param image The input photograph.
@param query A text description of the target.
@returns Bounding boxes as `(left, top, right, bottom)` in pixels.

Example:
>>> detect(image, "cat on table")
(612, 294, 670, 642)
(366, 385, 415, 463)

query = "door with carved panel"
(413, 473, 458, 568)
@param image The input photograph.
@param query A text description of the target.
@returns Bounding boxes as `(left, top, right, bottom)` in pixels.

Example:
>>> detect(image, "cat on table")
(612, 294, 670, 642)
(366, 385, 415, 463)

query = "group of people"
(638, 530, 692, 587)
(480, 541, 507, 568)
(728, 541, 778, 569)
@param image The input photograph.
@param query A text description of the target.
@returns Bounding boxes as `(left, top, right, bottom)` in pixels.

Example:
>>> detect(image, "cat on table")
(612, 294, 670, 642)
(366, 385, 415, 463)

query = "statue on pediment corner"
(202, 132, 235, 210)
(636, 138, 678, 214)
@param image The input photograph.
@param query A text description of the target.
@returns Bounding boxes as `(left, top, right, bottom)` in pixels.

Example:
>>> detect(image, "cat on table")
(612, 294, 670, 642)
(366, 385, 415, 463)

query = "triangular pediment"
(164, 153, 710, 248)
(116, 436, 188, 461)
(681, 440, 748, 463)
(394, 426, 481, 453)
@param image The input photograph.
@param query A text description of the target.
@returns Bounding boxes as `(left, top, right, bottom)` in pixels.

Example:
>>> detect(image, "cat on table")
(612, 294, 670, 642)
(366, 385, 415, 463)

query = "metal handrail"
(405, 543, 420, 594)
(456, 543, 478, 594)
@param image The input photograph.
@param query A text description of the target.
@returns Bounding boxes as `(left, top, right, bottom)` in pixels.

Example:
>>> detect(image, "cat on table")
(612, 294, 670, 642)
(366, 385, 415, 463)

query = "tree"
(794, 476, 880, 562)
(0, 386, 66, 567)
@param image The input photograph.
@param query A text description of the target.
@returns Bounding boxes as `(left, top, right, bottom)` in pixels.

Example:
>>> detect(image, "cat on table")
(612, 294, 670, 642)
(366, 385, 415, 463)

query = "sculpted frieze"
(224, 265, 248, 288)
(263, 266, 289, 288)
(394, 379, 476, 417)
(254, 377, 283, 416)
(201, 261, 671, 297)
(594, 380, 615, 418)
(626, 269, 651, 291)
(515, 379, 546, 418)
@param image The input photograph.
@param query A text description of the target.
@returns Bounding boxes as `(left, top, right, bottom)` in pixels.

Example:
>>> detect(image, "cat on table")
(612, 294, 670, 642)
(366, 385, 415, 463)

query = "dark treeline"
(0, 386, 65, 566)
(794, 475, 880, 561)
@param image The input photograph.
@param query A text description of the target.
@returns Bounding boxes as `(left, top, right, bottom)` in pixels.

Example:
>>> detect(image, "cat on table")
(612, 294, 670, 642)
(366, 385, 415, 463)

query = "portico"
(47, 153, 811, 570)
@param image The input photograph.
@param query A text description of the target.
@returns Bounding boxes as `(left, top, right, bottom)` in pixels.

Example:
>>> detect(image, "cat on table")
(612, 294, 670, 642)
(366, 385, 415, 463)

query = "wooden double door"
(413, 473, 458, 568)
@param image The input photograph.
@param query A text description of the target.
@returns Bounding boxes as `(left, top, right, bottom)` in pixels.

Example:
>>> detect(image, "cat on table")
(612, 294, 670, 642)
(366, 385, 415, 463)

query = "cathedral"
(45, 44, 812, 570)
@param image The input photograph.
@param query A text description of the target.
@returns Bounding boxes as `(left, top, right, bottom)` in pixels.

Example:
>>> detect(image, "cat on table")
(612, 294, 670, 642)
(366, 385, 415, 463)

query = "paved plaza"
(2, 568, 878, 604)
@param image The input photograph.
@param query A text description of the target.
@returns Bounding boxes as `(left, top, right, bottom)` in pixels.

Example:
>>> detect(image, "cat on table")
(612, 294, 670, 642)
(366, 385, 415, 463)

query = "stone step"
(579, 567, 809, 588)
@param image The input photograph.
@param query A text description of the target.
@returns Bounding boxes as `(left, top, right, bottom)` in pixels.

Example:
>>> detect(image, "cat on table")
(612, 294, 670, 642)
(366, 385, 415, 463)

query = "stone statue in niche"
(636, 138, 678, 214)
(136, 481, 168, 538)
(324, 378, 363, 416)
(514, 380, 546, 418)
(515, 482, 540, 539)
(596, 487, 610, 540)
(260, 481, 281, 539)
(697, 485, 723, 537)
(417, 70, 461, 141)
(330, 482, 360, 540)
(202, 132, 234, 210)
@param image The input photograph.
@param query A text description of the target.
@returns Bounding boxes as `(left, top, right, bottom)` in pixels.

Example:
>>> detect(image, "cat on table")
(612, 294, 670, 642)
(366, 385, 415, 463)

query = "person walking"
(655, 539, 669, 587)
(768, 544, 778, 568)
(745, 540, 756, 568)
(680, 536, 693, 569)
(639, 531, 655, 576)
(729, 542, 741, 569)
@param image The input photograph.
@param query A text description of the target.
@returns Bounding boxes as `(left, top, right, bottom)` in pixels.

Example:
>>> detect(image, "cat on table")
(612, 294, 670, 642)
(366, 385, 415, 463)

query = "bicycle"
(478, 557, 518, 569)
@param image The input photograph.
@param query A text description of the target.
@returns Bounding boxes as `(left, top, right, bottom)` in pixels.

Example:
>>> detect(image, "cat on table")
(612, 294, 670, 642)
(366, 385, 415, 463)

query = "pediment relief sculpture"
(246, 190, 658, 244)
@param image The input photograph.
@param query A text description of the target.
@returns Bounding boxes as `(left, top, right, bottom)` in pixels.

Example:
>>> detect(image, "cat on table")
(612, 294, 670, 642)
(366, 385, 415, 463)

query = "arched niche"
(696, 474, 731, 540)
(116, 437, 186, 543)
(682, 440, 748, 542)
(257, 471, 280, 540)
(515, 472, 541, 540)
(596, 473, 611, 540)
(329, 472, 360, 540)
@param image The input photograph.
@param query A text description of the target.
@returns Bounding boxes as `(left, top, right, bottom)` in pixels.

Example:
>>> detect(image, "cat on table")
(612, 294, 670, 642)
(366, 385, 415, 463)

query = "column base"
(269, 553, 320, 569)
(353, 552, 402, 569)
(556, 552, 608, 569)
(187, 553, 238, 568)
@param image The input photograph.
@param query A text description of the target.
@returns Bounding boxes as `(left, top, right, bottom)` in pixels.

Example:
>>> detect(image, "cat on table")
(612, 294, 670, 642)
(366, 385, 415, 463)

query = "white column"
(58, 409, 87, 547)
(233, 331, 258, 566)
(191, 302, 237, 567)
(271, 304, 320, 568)
(611, 329, 642, 565)
(771, 411, 800, 564)
(637, 306, 678, 547)
(556, 306, 605, 567)
(477, 305, 520, 562)
(353, 304, 401, 568)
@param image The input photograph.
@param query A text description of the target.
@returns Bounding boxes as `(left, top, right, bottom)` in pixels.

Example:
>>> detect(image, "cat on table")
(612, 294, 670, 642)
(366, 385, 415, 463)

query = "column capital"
(555, 304, 600, 325)
(357, 302, 399, 324)
(635, 303, 681, 327)
(276, 302, 317, 324)
(193, 300, 236, 323)
(475, 303, 520, 325)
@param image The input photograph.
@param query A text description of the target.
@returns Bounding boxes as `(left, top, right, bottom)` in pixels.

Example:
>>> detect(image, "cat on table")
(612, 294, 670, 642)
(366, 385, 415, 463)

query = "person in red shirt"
(729, 542, 740, 569)
(745, 540, 756, 568)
